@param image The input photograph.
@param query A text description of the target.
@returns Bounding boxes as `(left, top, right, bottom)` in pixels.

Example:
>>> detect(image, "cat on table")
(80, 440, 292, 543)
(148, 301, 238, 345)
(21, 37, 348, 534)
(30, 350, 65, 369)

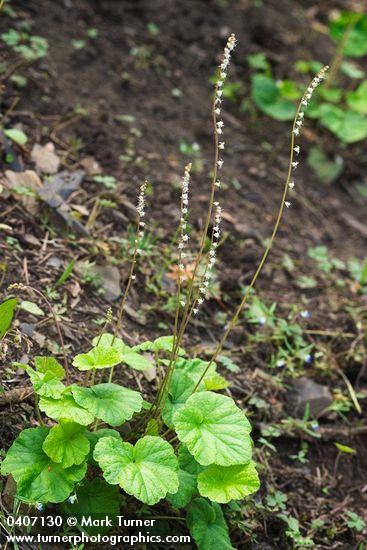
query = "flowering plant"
(0, 33, 328, 548)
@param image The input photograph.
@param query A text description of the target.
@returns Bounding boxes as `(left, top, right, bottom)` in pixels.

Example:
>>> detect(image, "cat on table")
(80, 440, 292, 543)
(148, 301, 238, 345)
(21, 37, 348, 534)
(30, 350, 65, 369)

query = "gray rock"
(92, 265, 121, 302)
(291, 377, 332, 418)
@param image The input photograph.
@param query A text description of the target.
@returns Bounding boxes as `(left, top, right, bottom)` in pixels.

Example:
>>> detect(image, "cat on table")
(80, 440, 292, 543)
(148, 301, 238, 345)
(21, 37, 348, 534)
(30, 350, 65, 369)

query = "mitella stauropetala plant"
(1, 33, 329, 549)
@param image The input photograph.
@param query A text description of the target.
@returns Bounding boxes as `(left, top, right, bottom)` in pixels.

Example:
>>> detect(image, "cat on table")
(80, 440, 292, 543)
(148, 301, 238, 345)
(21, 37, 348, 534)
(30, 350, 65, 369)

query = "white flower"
(193, 308, 199, 315)
(218, 142, 225, 149)
(285, 201, 291, 208)
(294, 145, 300, 154)
(293, 128, 300, 136)
(215, 181, 221, 187)
(292, 161, 298, 169)
(180, 300, 185, 307)
(288, 181, 295, 190)
(217, 159, 223, 168)
(198, 298, 204, 304)
(131, 274, 136, 280)
(215, 108, 221, 115)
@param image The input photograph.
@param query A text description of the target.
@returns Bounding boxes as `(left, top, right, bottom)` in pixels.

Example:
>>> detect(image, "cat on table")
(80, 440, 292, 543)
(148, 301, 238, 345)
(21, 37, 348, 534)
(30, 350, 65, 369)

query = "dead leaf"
(31, 142, 61, 174)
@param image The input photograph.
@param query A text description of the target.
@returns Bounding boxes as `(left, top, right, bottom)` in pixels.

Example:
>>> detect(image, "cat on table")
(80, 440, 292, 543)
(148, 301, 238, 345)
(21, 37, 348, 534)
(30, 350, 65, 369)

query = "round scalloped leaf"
(34, 356, 65, 379)
(64, 478, 120, 535)
(72, 346, 122, 371)
(27, 368, 65, 399)
(1, 427, 86, 503)
(85, 428, 121, 463)
(197, 462, 260, 503)
(39, 394, 94, 426)
(162, 370, 196, 428)
(42, 421, 90, 468)
(94, 435, 178, 505)
(173, 391, 252, 466)
(72, 383, 143, 427)
(91, 333, 152, 371)
(186, 498, 234, 550)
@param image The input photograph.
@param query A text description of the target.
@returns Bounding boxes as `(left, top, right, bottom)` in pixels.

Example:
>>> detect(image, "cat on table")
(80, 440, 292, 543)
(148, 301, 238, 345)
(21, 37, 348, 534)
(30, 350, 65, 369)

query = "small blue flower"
(35, 503, 45, 512)
(305, 354, 313, 364)
(276, 359, 285, 368)
(300, 310, 311, 319)
(258, 316, 266, 326)
(67, 494, 77, 504)
(311, 422, 319, 431)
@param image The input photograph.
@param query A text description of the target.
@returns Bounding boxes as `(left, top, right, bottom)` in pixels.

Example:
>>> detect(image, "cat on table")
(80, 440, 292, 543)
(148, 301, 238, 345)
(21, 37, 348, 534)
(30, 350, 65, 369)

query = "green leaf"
(167, 446, 203, 509)
(27, 368, 65, 399)
(329, 12, 367, 58)
(39, 394, 94, 425)
(320, 105, 367, 143)
(162, 370, 196, 428)
(121, 351, 152, 371)
(173, 392, 252, 466)
(42, 421, 90, 468)
(85, 428, 121, 463)
(197, 462, 260, 503)
(0, 298, 17, 338)
(251, 74, 296, 121)
(307, 146, 343, 184)
(334, 442, 356, 454)
(20, 301, 44, 316)
(1, 427, 86, 503)
(72, 383, 143, 427)
(91, 333, 153, 371)
(175, 357, 216, 385)
(133, 335, 185, 356)
(54, 259, 76, 289)
(4, 128, 28, 145)
(346, 81, 367, 113)
(204, 373, 229, 391)
(72, 346, 122, 371)
(34, 356, 65, 379)
(94, 435, 179, 505)
(246, 52, 269, 70)
(64, 478, 120, 535)
(186, 498, 234, 550)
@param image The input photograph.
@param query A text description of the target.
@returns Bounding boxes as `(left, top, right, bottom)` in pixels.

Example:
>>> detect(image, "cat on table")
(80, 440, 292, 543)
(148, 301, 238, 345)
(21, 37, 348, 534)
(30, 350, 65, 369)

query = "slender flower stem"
(192, 66, 329, 393)
(155, 36, 236, 412)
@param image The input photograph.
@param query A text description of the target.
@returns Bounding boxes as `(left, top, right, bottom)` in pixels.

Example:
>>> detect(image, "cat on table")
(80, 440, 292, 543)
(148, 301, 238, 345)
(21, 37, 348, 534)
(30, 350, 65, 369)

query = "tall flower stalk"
(191, 65, 329, 392)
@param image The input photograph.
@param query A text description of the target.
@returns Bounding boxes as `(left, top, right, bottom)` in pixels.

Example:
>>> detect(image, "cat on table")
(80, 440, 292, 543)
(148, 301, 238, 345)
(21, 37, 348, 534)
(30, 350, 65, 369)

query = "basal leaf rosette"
(187, 498, 234, 550)
(1, 427, 86, 503)
(173, 391, 252, 466)
(72, 383, 143, 427)
(197, 462, 260, 503)
(94, 435, 179, 505)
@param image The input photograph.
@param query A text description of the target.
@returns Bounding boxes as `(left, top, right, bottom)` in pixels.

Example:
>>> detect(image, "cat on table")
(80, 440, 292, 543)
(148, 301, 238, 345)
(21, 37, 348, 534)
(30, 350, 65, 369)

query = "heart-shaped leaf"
(94, 435, 179, 505)
(91, 333, 152, 371)
(162, 370, 196, 428)
(34, 356, 65, 379)
(39, 394, 94, 425)
(85, 428, 121, 463)
(173, 391, 252, 466)
(186, 498, 234, 550)
(42, 420, 90, 468)
(27, 368, 65, 399)
(72, 383, 143, 427)
(72, 346, 122, 371)
(1, 427, 86, 503)
(197, 462, 260, 503)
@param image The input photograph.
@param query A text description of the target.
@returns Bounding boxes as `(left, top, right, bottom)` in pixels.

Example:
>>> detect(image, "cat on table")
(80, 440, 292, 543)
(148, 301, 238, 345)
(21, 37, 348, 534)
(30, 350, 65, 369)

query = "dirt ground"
(0, 0, 367, 548)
